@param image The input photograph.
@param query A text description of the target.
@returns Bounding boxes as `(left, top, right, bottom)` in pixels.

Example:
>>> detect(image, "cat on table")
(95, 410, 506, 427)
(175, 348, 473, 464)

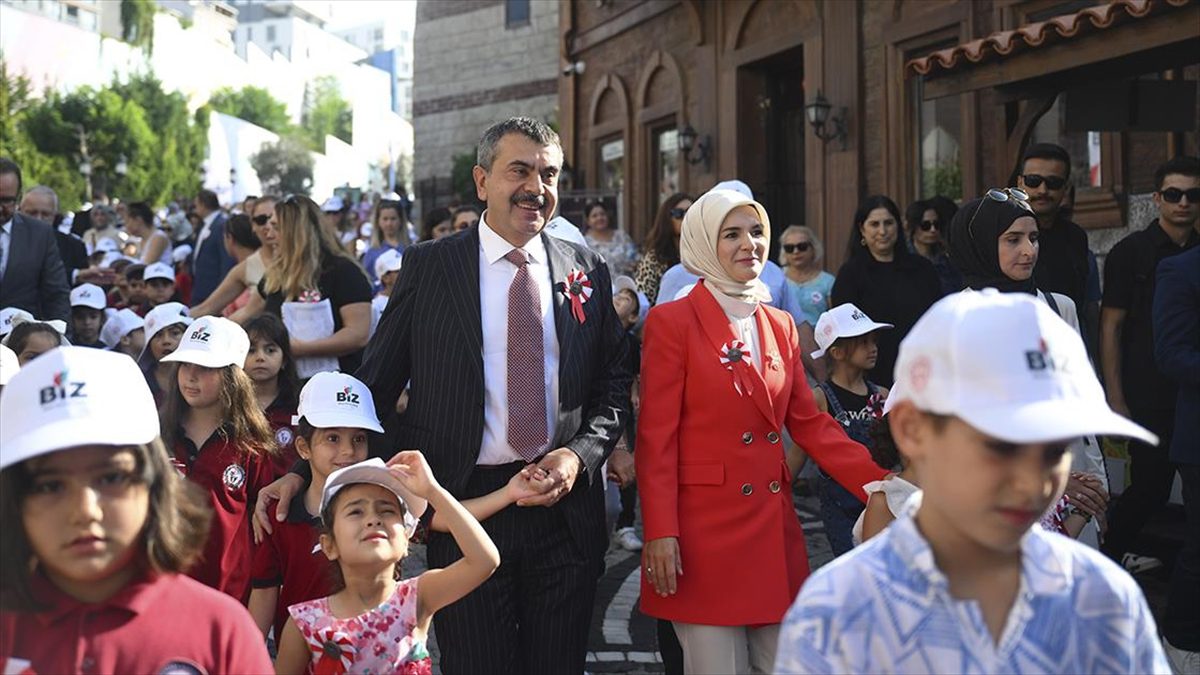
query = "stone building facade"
(559, 0, 1199, 270)
(412, 0, 560, 211)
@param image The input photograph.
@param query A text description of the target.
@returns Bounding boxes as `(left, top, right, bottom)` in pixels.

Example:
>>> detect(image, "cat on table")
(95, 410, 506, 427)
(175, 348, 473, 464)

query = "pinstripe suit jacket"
(357, 225, 632, 557)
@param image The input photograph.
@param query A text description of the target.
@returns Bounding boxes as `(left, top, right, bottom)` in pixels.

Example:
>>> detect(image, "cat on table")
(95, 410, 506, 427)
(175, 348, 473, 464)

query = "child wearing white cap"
(273, 454, 501, 675)
(157, 316, 279, 604)
(807, 302, 893, 555)
(142, 261, 179, 310)
(0, 343, 17, 392)
(3, 318, 69, 366)
(775, 290, 1170, 674)
(99, 308, 146, 359)
(68, 283, 108, 348)
(0, 347, 273, 673)
(138, 302, 192, 404)
(370, 248, 402, 337)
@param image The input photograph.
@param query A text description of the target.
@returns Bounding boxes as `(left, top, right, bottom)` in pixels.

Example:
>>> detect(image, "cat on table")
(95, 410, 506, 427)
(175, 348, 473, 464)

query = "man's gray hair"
(476, 117, 561, 171)
(25, 185, 59, 213)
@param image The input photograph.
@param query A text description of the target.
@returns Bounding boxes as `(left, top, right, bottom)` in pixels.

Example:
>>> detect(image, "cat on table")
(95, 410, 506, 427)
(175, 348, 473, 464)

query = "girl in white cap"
(157, 316, 279, 604)
(0, 347, 273, 673)
(137, 302, 192, 405)
(3, 319, 68, 366)
(274, 454, 501, 675)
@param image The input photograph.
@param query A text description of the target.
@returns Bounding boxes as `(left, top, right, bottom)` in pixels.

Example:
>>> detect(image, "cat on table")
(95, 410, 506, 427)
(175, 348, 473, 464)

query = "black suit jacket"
(0, 213, 70, 322)
(55, 230, 89, 286)
(357, 226, 631, 558)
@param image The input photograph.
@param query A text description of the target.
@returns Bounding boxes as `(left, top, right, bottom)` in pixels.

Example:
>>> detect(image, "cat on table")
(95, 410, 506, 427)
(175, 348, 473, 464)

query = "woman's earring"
(860, 237, 867, 246)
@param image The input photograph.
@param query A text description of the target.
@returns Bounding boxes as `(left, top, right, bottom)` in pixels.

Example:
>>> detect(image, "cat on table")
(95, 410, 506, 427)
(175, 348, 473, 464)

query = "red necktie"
(504, 248, 548, 461)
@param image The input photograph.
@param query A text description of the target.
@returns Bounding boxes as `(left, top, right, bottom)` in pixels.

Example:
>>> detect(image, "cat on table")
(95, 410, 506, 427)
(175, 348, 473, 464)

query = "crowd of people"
(0, 119, 1197, 675)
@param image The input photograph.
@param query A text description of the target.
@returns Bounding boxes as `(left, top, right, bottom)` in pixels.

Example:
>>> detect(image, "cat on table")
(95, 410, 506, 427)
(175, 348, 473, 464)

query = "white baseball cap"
(322, 195, 346, 212)
(100, 308, 145, 349)
(810, 303, 894, 359)
(294, 371, 384, 433)
(172, 244, 193, 264)
(161, 316, 250, 369)
(0, 344, 18, 386)
(710, 179, 753, 199)
(70, 283, 107, 310)
(144, 262, 175, 282)
(0, 347, 160, 470)
(889, 289, 1157, 445)
(612, 275, 649, 325)
(1, 308, 34, 337)
(138, 302, 193, 361)
(1, 317, 69, 347)
(373, 249, 403, 281)
(319, 458, 428, 537)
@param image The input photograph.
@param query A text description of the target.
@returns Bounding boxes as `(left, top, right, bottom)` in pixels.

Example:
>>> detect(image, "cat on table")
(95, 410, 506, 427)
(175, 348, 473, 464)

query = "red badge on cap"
(559, 269, 593, 324)
(719, 340, 755, 396)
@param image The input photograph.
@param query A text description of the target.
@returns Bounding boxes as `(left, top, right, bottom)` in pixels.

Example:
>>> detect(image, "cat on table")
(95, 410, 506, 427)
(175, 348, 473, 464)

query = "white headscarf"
(679, 189, 772, 304)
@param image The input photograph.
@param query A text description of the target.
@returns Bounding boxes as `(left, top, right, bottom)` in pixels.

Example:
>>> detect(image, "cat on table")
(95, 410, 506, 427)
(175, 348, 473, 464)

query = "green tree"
(120, 0, 156, 52)
(301, 76, 352, 151)
(110, 72, 208, 204)
(208, 86, 293, 135)
(451, 150, 478, 204)
(250, 135, 314, 195)
(0, 60, 84, 209)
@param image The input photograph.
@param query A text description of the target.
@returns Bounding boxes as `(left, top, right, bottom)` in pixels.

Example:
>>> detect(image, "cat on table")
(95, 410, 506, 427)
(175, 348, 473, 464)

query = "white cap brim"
(320, 459, 428, 536)
(160, 347, 238, 369)
(298, 410, 384, 434)
(956, 398, 1157, 446)
(810, 320, 894, 360)
(0, 415, 159, 470)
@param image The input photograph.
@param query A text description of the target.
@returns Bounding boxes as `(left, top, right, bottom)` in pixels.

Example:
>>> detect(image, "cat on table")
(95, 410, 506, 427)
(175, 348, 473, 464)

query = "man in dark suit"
(0, 158, 70, 322)
(1154, 235, 1200, 669)
(257, 118, 631, 673)
(19, 185, 89, 287)
(189, 188, 233, 304)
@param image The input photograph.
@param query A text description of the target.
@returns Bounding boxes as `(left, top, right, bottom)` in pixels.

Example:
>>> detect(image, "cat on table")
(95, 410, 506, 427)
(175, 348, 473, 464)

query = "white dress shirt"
(0, 218, 11, 279)
(709, 286, 763, 373)
(477, 214, 561, 465)
(193, 210, 220, 257)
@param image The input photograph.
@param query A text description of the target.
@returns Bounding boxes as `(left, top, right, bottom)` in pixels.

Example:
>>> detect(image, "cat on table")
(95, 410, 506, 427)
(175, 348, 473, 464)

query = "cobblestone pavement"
(406, 482, 1181, 675)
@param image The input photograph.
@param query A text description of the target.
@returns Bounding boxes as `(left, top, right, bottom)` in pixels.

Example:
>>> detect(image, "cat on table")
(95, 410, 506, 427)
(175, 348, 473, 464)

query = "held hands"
(386, 450, 442, 500)
(506, 465, 552, 504)
(644, 537, 682, 597)
(515, 447, 582, 508)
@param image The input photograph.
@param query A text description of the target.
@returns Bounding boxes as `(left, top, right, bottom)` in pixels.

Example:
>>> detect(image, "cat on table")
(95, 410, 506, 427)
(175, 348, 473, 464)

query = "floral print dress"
(288, 577, 431, 675)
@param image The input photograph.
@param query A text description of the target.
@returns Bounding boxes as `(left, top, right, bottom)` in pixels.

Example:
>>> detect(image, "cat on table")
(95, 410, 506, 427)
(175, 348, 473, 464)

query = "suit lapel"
(542, 232, 574, 356)
(687, 281, 776, 425)
(444, 228, 484, 359)
(2, 216, 27, 287)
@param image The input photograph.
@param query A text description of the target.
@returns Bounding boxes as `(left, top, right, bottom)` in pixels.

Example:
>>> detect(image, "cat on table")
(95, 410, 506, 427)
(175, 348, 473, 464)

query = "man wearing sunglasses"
(1017, 143, 1091, 317)
(1101, 156, 1200, 580)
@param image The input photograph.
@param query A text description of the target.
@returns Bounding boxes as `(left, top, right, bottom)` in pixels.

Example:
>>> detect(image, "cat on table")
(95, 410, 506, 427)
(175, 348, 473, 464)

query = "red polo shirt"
(174, 426, 274, 604)
(264, 396, 299, 478)
(0, 570, 272, 674)
(250, 492, 334, 639)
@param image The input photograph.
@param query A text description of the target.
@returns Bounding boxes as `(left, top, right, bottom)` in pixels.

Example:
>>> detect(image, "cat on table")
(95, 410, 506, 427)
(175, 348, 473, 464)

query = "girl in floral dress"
(274, 455, 500, 675)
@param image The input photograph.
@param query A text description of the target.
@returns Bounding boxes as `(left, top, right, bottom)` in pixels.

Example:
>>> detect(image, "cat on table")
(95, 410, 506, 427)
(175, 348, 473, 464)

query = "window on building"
(1030, 97, 1105, 189)
(650, 127, 680, 205)
(246, 26, 253, 41)
(908, 40, 964, 201)
(267, 25, 276, 41)
(374, 28, 383, 41)
(65, 4, 79, 22)
(505, 0, 530, 28)
(599, 137, 625, 194)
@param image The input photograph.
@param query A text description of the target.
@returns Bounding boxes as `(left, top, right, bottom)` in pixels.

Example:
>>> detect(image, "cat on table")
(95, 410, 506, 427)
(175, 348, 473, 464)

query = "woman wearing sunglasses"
(830, 195, 941, 387)
(634, 192, 693, 305)
(946, 187, 1110, 547)
(193, 196, 279, 320)
(776, 225, 833, 381)
(904, 197, 963, 296)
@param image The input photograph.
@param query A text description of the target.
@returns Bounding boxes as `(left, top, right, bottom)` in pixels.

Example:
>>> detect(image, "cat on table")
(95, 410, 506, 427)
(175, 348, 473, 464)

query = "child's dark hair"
(318, 487, 404, 593)
(868, 415, 901, 472)
(225, 213, 261, 250)
(6, 322, 66, 355)
(243, 313, 299, 408)
(0, 439, 212, 612)
(125, 263, 147, 282)
(110, 258, 133, 275)
(159, 363, 277, 460)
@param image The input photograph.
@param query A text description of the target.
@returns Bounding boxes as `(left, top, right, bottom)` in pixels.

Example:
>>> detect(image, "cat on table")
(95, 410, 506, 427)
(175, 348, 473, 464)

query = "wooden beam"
(569, 0, 679, 54)
(921, 7, 1200, 100)
(1004, 93, 1057, 185)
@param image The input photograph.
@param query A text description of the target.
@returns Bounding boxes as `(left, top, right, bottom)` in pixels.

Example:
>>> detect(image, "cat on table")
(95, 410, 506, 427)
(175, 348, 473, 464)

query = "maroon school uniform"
(250, 493, 334, 639)
(174, 425, 274, 604)
(264, 395, 299, 477)
(0, 571, 272, 674)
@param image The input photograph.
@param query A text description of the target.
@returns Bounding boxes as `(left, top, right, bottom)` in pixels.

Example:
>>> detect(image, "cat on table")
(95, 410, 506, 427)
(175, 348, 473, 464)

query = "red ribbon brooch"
(560, 269, 593, 324)
(719, 340, 755, 396)
(306, 628, 357, 675)
(299, 289, 323, 303)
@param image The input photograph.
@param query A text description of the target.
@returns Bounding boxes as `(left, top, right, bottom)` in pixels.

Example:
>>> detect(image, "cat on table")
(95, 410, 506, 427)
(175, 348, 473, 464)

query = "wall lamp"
(804, 91, 847, 150)
(677, 124, 711, 171)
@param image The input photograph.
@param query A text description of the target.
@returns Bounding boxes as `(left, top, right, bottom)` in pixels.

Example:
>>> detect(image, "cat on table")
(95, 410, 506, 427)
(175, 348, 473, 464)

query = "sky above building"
(327, 0, 416, 31)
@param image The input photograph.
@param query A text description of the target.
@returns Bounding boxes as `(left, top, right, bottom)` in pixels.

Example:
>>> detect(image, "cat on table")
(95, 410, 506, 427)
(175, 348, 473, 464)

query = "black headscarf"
(946, 195, 1037, 294)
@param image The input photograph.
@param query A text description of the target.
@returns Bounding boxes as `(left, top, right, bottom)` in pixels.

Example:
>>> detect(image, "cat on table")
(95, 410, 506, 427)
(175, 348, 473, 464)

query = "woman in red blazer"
(636, 188, 887, 673)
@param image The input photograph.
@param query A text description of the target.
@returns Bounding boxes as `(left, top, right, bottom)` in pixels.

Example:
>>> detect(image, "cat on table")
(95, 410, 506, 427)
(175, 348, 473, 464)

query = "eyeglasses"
(251, 214, 271, 226)
(1160, 187, 1200, 204)
(967, 188, 1032, 239)
(1020, 174, 1067, 191)
(669, 207, 687, 219)
(782, 242, 812, 253)
(918, 219, 939, 231)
